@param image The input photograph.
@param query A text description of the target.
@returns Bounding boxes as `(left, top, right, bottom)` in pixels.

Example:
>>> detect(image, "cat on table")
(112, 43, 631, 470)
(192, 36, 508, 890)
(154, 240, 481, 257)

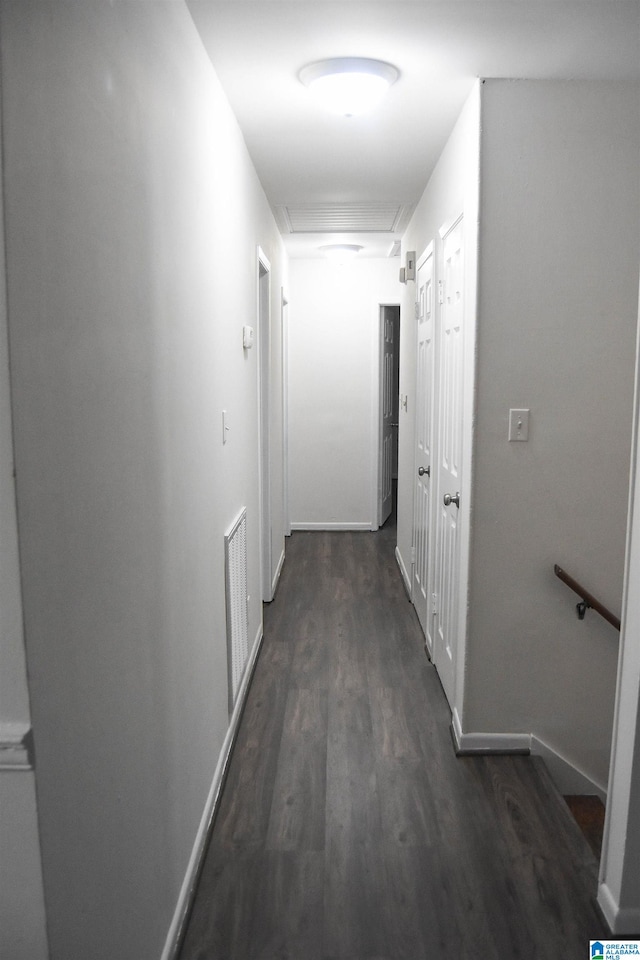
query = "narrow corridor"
(180, 517, 605, 959)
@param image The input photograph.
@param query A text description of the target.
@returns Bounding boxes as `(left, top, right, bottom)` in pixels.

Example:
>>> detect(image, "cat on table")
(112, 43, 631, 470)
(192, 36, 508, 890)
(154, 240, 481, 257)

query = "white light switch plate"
(508, 408, 530, 441)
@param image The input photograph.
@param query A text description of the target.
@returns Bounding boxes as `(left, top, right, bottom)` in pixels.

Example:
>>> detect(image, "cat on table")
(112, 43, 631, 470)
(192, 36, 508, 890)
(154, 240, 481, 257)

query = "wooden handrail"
(554, 564, 620, 632)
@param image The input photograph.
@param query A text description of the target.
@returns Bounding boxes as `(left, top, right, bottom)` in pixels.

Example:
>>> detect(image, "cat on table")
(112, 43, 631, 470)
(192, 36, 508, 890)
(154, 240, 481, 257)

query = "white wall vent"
(224, 507, 249, 712)
(273, 201, 415, 235)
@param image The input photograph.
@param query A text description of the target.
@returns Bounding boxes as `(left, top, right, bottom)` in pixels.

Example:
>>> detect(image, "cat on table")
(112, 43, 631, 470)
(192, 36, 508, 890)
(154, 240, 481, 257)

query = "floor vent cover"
(224, 507, 249, 712)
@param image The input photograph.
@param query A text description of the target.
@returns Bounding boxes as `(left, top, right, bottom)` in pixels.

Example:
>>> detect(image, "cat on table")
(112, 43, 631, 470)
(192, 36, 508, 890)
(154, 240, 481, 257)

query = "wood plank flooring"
(564, 796, 606, 860)
(179, 518, 606, 960)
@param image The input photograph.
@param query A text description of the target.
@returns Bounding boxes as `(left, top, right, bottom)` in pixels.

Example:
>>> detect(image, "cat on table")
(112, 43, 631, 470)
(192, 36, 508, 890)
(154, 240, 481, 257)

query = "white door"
(433, 216, 464, 707)
(378, 306, 395, 527)
(412, 245, 435, 654)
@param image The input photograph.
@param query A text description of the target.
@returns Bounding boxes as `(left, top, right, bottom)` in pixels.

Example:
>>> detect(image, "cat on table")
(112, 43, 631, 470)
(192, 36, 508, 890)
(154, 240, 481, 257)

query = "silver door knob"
(443, 492, 460, 508)
(418, 466, 430, 477)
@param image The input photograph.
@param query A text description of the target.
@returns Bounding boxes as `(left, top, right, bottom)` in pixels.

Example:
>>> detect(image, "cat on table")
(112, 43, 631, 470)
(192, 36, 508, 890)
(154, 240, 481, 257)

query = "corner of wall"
(530, 736, 607, 801)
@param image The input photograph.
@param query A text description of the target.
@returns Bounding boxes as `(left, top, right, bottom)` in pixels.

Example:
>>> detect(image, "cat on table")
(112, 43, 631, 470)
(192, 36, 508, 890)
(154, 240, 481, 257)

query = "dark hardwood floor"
(179, 514, 606, 960)
(564, 795, 606, 861)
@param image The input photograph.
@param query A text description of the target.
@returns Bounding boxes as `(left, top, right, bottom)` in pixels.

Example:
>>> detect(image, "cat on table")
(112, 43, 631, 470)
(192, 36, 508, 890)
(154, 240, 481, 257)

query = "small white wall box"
(243, 325, 254, 349)
(399, 267, 407, 284)
(405, 251, 416, 281)
(508, 408, 530, 441)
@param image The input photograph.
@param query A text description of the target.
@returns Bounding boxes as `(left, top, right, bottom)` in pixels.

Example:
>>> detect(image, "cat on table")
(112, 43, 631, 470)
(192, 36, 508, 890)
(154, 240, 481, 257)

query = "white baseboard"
(451, 708, 531, 755)
(290, 521, 373, 531)
(271, 547, 285, 597)
(450, 714, 607, 800)
(530, 736, 607, 802)
(394, 546, 412, 598)
(598, 881, 640, 935)
(161, 623, 263, 960)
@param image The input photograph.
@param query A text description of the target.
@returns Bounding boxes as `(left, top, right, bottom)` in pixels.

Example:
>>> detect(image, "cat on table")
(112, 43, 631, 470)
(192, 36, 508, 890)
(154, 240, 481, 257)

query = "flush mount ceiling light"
(320, 243, 364, 261)
(299, 57, 399, 117)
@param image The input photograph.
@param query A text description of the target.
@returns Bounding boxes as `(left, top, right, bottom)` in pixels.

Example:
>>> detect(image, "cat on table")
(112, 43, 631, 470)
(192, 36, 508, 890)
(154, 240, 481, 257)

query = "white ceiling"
(187, 1, 640, 258)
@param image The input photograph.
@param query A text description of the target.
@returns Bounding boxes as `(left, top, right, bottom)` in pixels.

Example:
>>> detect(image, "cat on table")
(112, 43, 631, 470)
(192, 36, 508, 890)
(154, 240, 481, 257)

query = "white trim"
(290, 521, 372, 532)
(451, 709, 531, 754)
(161, 622, 263, 960)
(281, 287, 291, 537)
(375, 302, 401, 530)
(452, 84, 481, 722)
(598, 269, 640, 923)
(450, 716, 607, 799)
(271, 546, 285, 598)
(0, 721, 31, 770)
(416, 241, 434, 272)
(530, 735, 607, 802)
(598, 881, 640, 935)
(257, 246, 272, 602)
(395, 546, 412, 597)
(371, 301, 381, 530)
(598, 881, 618, 932)
(438, 211, 464, 243)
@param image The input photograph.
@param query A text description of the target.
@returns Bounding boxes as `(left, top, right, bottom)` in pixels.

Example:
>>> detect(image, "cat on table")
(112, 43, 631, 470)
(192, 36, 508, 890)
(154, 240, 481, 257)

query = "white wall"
(288, 257, 399, 529)
(467, 80, 640, 790)
(0, 4, 286, 959)
(398, 79, 639, 793)
(0, 70, 49, 960)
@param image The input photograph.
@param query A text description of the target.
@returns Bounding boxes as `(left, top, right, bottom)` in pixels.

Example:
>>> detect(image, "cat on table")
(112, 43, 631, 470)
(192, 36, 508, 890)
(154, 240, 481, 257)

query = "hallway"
(179, 519, 605, 959)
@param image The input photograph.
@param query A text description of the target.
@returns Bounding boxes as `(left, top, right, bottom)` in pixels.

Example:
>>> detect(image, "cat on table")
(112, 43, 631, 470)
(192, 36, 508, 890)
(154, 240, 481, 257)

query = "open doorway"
(377, 303, 400, 528)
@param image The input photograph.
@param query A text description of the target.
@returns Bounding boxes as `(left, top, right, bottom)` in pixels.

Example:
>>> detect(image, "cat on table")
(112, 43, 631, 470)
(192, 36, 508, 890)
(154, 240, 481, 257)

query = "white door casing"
(433, 215, 464, 708)
(258, 247, 272, 602)
(282, 288, 290, 537)
(412, 245, 435, 654)
(379, 306, 395, 527)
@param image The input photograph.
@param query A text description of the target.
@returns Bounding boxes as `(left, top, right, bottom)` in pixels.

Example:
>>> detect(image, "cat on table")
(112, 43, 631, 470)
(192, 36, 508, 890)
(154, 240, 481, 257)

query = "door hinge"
(431, 592, 438, 616)
(414, 301, 420, 320)
(411, 546, 416, 565)
(438, 281, 444, 305)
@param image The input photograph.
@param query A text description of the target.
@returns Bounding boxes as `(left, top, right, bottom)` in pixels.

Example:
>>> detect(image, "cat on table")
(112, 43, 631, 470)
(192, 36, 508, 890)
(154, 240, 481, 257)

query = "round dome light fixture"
(299, 57, 399, 117)
(320, 243, 364, 262)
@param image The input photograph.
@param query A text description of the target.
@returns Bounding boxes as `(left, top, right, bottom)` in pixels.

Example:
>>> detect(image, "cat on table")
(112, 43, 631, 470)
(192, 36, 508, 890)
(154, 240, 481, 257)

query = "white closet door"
(412, 245, 435, 654)
(433, 216, 464, 708)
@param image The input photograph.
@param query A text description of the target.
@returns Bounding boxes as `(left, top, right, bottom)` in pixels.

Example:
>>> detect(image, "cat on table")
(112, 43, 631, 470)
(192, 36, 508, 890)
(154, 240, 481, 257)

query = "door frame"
(281, 287, 291, 537)
(257, 246, 272, 602)
(372, 302, 401, 530)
